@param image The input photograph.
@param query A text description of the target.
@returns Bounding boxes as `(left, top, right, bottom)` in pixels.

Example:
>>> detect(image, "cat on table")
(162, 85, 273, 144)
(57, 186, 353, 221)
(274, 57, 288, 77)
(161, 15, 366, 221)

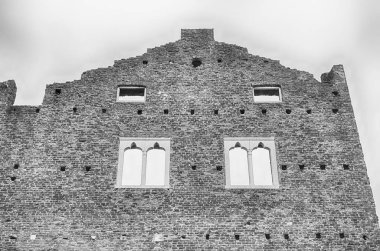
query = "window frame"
(116, 138, 170, 188)
(224, 137, 279, 189)
(253, 86, 282, 103)
(116, 86, 146, 103)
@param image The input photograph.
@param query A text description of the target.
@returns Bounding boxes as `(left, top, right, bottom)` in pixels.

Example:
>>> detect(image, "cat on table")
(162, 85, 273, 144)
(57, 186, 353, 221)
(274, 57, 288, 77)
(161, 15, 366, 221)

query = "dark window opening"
(214, 110, 218, 115)
(36, 108, 40, 113)
(235, 234, 240, 240)
(332, 108, 339, 114)
(343, 164, 350, 170)
(316, 233, 321, 239)
(137, 110, 142, 115)
(14, 164, 19, 169)
(216, 165, 223, 171)
(363, 235, 368, 240)
(120, 87, 145, 97)
(60, 166, 66, 171)
(191, 165, 197, 170)
(164, 109, 169, 114)
(299, 164, 305, 170)
(339, 233, 345, 238)
(284, 234, 289, 240)
(102, 108, 107, 113)
(262, 109, 267, 115)
(217, 59, 222, 63)
(205, 234, 210, 240)
(254, 89, 279, 97)
(73, 107, 77, 113)
(55, 89, 61, 95)
(142, 60, 148, 65)
(306, 109, 312, 114)
(332, 91, 339, 96)
(240, 109, 245, 115)
(281, 165, 287, 170)
(320, 164, 326, 170)
(190, 109, 195, 115)
(286, 109, 291, 114)
(192, 58, 202, 68)
(85, 166, 91, 172)
(10, 176, 16, 181)
(265, 234, 271, 240)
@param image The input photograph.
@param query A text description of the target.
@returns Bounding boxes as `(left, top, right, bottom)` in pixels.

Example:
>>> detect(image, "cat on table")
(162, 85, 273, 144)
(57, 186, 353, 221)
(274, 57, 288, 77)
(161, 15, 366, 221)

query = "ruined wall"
(1, 29, 379, 250)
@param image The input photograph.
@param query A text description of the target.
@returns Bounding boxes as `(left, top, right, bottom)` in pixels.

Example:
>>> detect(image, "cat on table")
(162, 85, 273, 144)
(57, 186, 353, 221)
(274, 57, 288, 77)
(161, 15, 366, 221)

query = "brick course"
(1, 29, 379, 250)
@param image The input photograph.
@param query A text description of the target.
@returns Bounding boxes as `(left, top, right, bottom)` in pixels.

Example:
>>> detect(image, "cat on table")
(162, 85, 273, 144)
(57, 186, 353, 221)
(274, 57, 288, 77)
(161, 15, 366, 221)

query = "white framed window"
(116, 86, 146, 102)
(224, 137, 279, 189)
(116, 138, 170, 188)
(253, 86, 282, 103)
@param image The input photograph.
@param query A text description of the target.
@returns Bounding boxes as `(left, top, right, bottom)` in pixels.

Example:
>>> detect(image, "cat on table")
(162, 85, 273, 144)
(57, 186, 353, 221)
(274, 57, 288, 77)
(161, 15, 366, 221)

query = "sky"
(0, 0, 379, 218)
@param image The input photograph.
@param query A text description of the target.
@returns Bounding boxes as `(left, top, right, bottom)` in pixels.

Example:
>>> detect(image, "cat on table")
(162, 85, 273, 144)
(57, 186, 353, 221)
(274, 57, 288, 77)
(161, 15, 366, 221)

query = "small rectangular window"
(253, 87, 281, 102)
(117, 86, 146, 102)
(116, 138, 170, 188)
(224, 137, 279, 189)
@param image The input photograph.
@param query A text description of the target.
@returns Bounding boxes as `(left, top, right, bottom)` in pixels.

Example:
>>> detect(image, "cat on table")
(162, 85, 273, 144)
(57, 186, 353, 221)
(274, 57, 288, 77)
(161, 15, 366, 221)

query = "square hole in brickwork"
(192, 58, 202, 68)
(191, 165, 197, 170)
(316, 233, 321, 239)
(320, 164, 326, 170)
(216, 165, 222, 171)
(9, 235, 17, 240)
(240, 109, 245, 115)
(73, 107, 77, 113)
(235, 234, 240, 240)
(363, 234, 368, 240)
(286, 109, 291, 114)
(190, 109, 195, 115)
(142, 60, 148, 65)
(137, 110, 142, 115)
(299, 164, 305, 170)
(13, 163, 19, 169)
(284, 234, 289, 240)
(164, 109, 169, 114)
(181, 235, 186, 239)
(10, 176, 16, 181)
(332, 91, 339, 96)
(281, 165, 287, 170)
(343, 164, 349, 170)
(85, 166, 91, 172)
(36, 108, 40, 113)
(306, 109, 312, 114)
(102, 108, 107, 113)
(60, 166, 66, 171)
(332, 108, 339, 114)
(205, 234, 210, 240)
(55, 89, 61, 95)
(262, 109, 267, 115)
(265, 234, 271, 240)
(339, 233, 345, 238)
(214, 110, 218, 115)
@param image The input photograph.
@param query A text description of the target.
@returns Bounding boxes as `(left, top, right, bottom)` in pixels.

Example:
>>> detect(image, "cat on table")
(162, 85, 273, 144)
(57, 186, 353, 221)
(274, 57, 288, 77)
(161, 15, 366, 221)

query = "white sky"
(1, 0, 379, 218)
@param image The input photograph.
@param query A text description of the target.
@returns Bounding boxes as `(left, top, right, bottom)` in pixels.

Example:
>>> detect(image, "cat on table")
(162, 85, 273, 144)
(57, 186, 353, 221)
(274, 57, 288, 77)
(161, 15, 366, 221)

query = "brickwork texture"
(1, 29, 379, 250)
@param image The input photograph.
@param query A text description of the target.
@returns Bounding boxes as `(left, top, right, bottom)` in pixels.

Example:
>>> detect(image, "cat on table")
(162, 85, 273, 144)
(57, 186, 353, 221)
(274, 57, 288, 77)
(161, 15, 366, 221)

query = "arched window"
(146, 148, 166, 185)
(229, 146, 249, 185)
(122, 148, 143, 185)
(252, 147, 272, 185)
(224, 137, 279, 188)
(117, 138, 170, 188)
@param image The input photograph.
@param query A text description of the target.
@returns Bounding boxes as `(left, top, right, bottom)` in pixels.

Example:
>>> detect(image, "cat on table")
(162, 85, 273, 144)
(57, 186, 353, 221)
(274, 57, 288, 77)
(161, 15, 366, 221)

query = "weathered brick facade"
(1, 29, 379, 250)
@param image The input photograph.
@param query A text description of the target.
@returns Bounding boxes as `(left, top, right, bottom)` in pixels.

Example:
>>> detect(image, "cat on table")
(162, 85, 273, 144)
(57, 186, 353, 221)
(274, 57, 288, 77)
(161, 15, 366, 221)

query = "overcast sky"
(1, 0, 379, 218)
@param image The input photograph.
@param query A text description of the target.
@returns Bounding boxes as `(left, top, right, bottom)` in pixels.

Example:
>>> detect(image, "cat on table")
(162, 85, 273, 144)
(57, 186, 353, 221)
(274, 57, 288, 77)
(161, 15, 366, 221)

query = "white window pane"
(122, 148, 143, 185)
(252, 148, 273, 185)
(254, 95, 280, 102)
(229, 147, 249, 185)
(146, 149, 166, 185)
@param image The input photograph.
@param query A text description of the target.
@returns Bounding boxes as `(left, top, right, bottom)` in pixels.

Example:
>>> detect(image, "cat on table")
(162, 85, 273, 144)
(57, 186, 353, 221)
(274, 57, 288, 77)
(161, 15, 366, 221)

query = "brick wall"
(1, 29, 379, 250)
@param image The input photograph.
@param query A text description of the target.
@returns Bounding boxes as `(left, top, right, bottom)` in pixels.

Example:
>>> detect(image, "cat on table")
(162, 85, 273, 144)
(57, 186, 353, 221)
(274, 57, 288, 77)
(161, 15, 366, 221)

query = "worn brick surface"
(1, 29, 379, 250)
